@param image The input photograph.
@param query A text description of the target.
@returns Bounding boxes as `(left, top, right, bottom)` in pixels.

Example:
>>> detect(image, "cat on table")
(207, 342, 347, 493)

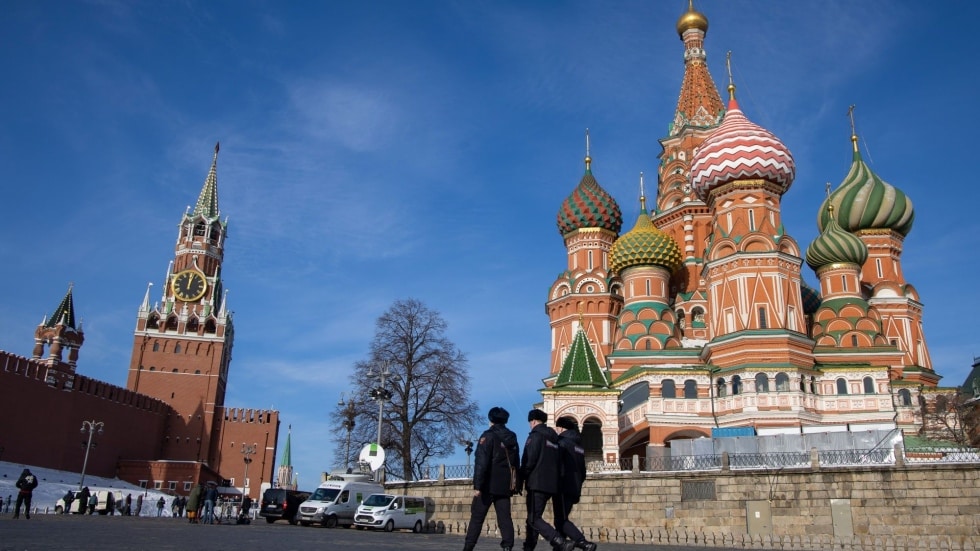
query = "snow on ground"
(0, 460, 177, 516)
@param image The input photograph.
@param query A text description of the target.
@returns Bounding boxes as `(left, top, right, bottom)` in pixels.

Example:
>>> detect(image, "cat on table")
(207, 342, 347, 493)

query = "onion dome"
(690, 95, 796, 201)
(610, 179, 683, 274)
(805, 206, 869, 270)
(676, 1, 708, 36)
(557, 155, 623, 236)
(818, 135, 914, 236)
(800, 281, 821, 316)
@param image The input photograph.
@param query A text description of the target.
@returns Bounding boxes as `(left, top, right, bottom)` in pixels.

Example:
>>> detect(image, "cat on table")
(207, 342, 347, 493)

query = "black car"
(259, 488, 311, 524)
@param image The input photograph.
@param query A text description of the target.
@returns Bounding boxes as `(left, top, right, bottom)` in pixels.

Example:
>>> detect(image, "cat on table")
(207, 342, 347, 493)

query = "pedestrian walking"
(463, 406, 521, 551)
(202, 482, 219, 524)
(157, 496, 166, 517)
(178, 495, 186, 518)
(554, 416, 596, 551)
(76, 487, 90, 515)
(136, 494, 143, 516)
(13, 468, 38, 519)
(125, 493, 133, 516)
(63, 490, 75, 514)
(186, 484, 202, 524)
(519, 409, 573, 551)
(88, 492, 98, 514)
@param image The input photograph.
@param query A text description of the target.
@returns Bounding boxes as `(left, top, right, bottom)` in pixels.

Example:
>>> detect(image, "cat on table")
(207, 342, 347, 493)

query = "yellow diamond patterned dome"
(610, 206, 683, 274)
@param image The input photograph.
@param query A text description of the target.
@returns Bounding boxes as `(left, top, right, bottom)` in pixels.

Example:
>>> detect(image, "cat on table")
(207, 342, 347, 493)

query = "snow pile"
(0, 460, 177, 516)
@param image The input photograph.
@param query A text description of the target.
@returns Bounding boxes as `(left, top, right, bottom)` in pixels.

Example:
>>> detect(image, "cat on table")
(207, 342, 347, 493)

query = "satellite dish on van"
(359, 443, 386, 472)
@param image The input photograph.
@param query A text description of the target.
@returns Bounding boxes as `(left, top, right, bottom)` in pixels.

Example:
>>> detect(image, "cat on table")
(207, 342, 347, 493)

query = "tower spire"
(639, 172, 647, 212)
(725, 50, 736, 101)
(584, 128, 592, 172)
(192, 142, 221, 219)
(46, 283, 77, 329)
(848, 104, 859, 153)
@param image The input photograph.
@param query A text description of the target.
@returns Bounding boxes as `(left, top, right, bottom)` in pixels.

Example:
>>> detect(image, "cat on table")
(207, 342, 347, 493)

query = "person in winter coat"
(463, 406, 521, 551)
(186, 484, 202, 523)
(13, 468, 38, 519)
(106, 492, 115, 515)
(553, 416, 596, 551)
(88, 492, 98, 514)
(202, 483, 219, 524)
(63, 490, 75, 514)
(135, 494, 143, 516)
(76, 487, 90, 515)
(520, 410, 572, 551)
(125, 493, 133, 516)
(157, 496, 165, 517)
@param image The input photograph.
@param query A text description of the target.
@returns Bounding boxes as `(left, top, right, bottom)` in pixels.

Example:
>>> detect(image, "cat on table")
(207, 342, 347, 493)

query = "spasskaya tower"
(126, 143, 233, 463)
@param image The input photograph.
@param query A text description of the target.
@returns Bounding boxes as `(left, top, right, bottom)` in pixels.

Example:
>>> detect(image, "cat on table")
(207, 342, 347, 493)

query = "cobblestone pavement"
(0, 515, 741, 551)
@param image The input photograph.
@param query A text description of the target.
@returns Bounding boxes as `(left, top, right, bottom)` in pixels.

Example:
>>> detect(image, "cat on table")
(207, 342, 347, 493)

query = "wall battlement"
(0, 349, 168, 413)
(220, 406, 276, 424)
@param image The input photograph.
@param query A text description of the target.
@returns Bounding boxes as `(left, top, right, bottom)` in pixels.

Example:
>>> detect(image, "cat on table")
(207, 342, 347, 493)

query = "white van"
(296, 475, 382, 528)
(354, 494, 427, 532)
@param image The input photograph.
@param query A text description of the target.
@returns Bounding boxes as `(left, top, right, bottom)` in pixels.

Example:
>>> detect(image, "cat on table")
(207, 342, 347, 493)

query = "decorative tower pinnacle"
(193, 142, 221, 220)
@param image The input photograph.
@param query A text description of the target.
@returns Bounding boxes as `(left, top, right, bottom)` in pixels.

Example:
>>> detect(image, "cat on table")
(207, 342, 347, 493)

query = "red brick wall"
(0, 352, 169, 479)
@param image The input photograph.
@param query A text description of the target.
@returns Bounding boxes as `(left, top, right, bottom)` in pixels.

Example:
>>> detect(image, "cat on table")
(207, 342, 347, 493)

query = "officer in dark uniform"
(464, 407, 520, 551)
(554, 416, 596, 551)
(520, 409, 573, 551)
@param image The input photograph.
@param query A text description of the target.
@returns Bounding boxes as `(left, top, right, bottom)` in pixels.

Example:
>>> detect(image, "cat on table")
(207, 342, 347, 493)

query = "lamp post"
(241, 443, 256, 509)
(464, 440, 474, 477)
(369, 361, 392, 446)
(338, 393, 357, 470)
(79, 420, 104, 491)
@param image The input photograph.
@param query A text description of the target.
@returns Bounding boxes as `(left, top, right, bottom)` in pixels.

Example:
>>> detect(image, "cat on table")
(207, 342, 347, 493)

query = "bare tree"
(337, 298, 479, 480)
(919, 389, 980, 446)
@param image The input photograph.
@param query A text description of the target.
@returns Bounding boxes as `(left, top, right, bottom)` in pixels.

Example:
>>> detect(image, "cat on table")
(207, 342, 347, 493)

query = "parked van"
(259, 488, 311, 524)
(354, 494, 428, 532)
(296, 474, 382, 528)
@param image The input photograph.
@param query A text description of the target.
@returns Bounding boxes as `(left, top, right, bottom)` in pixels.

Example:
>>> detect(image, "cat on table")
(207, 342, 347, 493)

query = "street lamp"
(79, 420, 104, 491)
(338, 393, 357, 470)
(464, 440, 474, 477)
(241, 443, 256, 510)
(369, 360, 392, 447)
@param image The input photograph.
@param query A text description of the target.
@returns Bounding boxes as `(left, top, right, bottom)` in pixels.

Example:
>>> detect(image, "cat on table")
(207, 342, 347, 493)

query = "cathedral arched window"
(716, 378, 727, 397)
(755, 373, 769, 393)
(174, 344, 181, 354)
(187, 318, 199, 333)
(898, 388, 912, 406)
(166, 316, 178, 331)
(836, 378, 848, 395)
(204, 319, 217, 334)
(683, 380, 698, 399)
(194, 222, 207, 237)
(810, 376, 817, 394)
(732, 375, 742, 395)
(152, 342, 159, 352)
(661, 379, 676, 399)
(775, 373, 790, 392)
(863, 377, 875, 394)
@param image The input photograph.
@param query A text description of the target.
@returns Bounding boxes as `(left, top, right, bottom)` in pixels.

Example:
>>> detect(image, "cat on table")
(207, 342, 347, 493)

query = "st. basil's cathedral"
(540, 3, 939, 465)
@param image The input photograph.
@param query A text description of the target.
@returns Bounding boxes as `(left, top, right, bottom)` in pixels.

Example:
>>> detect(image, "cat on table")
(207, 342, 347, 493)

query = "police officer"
(554, 416, 596, 551)
(520, 409, 573, 551)
(464, 406, 520, 551)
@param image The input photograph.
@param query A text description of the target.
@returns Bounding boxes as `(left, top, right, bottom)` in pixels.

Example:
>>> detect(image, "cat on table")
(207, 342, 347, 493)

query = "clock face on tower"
(172, 269, 207, 302)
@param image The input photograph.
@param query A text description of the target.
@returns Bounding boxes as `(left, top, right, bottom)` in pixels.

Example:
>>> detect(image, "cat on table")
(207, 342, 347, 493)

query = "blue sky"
(1, 1, 977, 489)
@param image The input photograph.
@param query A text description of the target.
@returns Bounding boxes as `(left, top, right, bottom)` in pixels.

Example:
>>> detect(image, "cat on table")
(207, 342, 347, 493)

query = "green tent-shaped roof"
(554, 325, 609, 389)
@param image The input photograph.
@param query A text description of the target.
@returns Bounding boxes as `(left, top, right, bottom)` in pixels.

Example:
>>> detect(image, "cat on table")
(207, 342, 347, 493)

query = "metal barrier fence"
(385, 445, 980, 481)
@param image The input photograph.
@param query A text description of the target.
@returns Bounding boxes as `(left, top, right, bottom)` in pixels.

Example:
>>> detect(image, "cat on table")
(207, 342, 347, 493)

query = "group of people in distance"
(465, 407, 597, 551)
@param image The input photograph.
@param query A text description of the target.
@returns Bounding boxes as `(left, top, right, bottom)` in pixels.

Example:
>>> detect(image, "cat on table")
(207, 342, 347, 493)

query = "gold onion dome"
(818, 136, 914, 236)
(805, 206, 869, 270)
(610, 205, 683, 274)
(676, 2, 708, 36)
(557, 158, 623, 236)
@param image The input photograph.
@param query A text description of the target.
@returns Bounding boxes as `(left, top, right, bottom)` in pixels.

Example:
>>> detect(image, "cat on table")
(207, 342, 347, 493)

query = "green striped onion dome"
(557, 167, 623, 236)
(818, 142, 914, 236)
(609, 207, 683, 274)
(800, 280, 821, 315)
(805, 212, 868, 270)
